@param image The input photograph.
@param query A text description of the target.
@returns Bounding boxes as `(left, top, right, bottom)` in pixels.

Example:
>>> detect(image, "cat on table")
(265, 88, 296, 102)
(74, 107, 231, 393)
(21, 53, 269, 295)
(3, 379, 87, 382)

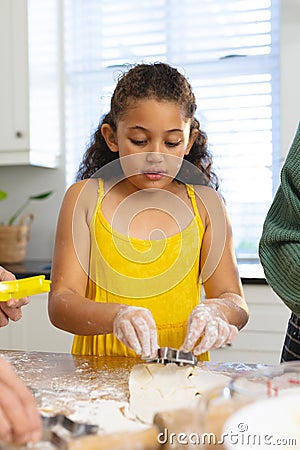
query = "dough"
(129, 363, 229, 423)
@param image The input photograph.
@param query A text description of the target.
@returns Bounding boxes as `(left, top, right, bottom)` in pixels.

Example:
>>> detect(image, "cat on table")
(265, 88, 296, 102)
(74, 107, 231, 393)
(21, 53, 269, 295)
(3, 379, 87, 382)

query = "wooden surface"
(0, 350, 261, 449)
(0, 350, 138, 421)
(0, 351, 140, 449)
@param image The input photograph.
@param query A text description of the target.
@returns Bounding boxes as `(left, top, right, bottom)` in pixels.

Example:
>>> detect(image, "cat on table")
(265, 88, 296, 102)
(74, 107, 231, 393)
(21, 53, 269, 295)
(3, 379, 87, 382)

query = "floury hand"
(113, 306, 159, 357)
(180, 301, 238, 355)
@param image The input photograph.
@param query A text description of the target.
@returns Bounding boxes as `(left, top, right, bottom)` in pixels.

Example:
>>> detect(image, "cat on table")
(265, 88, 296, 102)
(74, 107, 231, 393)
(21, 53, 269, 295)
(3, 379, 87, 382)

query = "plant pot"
(0, 214, 34, 264)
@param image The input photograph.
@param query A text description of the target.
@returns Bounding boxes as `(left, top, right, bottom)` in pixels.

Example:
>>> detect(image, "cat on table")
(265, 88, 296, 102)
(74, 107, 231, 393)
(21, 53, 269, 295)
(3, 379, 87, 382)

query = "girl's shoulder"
(64, 178, 99, 201)
(62, 179, 99, 220)
(192, 184, 226, 226)
(192, 184, 224, 203)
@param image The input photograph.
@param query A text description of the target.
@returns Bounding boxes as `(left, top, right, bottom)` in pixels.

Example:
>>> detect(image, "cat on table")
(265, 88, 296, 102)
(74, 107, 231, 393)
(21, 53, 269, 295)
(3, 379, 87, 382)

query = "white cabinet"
(0, 0, 30, 162)
(210, 284, 291, 365)
(0, 293, 73, 353)
(0, 0, 60, 167)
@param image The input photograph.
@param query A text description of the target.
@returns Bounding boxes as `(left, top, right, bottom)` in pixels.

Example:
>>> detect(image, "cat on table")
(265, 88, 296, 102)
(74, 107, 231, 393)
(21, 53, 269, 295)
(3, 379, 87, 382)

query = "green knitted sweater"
(259, 122, 300, 315)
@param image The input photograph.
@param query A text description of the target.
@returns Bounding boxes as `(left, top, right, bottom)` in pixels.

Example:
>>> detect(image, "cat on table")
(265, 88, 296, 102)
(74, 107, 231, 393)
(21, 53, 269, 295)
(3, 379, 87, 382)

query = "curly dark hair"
(76, 62, 219, 189)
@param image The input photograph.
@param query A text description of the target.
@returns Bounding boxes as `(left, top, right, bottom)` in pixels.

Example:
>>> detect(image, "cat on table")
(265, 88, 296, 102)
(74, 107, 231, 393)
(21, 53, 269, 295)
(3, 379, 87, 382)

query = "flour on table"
(129, 363, 230, 423)
(68, 399, 147, 434)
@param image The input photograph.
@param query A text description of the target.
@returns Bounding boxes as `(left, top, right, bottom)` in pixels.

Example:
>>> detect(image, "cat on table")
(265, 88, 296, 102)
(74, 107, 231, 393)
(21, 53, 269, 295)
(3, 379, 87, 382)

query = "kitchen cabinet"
(0, 293, 73, 353)
(0, 0, 60, 167)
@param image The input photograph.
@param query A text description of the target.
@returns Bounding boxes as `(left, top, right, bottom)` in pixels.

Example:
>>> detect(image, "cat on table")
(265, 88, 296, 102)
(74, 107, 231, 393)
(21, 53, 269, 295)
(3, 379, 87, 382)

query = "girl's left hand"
(180, 301, 238, 355)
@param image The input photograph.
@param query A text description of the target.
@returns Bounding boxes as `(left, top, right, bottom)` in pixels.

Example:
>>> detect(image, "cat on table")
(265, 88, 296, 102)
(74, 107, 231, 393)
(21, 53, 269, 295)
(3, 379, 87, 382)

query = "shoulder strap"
(97, 178, 105, 200)
(186, 184, 200, 218)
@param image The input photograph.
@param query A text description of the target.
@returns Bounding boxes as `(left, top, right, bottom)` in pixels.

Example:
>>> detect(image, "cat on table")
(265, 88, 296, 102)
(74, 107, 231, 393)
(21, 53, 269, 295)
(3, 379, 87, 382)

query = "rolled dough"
(129, 363, 229, 423)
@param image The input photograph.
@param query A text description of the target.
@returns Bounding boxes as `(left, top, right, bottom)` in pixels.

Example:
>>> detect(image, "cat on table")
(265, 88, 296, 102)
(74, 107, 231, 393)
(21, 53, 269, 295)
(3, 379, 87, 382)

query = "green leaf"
(0, 191, 8, 201)
(7, 190, 54, 225)
(29, 190, 53, 201)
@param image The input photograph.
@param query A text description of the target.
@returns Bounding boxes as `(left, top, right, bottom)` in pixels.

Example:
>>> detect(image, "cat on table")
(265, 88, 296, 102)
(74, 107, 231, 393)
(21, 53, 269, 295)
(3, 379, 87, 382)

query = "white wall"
(0, 166, 65, 260)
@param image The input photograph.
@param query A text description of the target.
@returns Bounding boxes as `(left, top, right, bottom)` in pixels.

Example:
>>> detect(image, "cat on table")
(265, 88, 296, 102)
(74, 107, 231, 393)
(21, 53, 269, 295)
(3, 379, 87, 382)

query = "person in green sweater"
(259, 123, 300, 361)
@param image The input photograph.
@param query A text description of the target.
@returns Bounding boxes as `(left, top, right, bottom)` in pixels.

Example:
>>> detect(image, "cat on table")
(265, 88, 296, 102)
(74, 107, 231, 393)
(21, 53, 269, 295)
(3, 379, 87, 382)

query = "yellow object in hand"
(0, 275, 51, 301)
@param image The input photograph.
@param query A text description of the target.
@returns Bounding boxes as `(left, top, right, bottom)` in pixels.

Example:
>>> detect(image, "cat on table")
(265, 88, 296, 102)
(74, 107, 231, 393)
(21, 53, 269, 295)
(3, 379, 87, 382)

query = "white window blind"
(27, 0, 61, 167)
(63, 0, 280, 261)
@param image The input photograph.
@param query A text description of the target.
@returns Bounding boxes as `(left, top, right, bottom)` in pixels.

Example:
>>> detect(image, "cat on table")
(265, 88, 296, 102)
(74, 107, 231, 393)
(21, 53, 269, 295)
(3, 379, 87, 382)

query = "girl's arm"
(180, 186, 248, 355)
(48, 180, 122, 335)
(199, 186, 248, 329)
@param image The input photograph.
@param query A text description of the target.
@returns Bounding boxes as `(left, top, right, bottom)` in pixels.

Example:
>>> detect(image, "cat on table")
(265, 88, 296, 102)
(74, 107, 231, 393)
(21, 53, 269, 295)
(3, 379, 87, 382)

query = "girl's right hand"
(113, 306, 158, 358)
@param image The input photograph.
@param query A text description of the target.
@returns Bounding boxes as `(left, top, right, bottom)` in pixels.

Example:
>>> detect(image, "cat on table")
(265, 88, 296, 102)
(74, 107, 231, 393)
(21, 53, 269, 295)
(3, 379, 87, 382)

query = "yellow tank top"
(72, 179, 209, 361)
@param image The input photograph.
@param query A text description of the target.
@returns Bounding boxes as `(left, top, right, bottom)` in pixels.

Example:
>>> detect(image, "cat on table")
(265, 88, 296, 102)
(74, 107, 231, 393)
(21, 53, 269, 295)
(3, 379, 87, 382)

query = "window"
(63, 0, 280, 261)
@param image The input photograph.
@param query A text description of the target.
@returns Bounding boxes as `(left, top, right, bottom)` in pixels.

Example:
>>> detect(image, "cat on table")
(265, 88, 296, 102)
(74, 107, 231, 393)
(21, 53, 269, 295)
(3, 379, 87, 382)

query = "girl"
(49, 63, 248, 361)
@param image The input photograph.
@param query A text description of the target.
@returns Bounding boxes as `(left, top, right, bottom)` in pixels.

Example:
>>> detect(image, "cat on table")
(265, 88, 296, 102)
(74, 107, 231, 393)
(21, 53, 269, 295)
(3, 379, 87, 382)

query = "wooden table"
(0, 350, 260, 404)
(1, 350, 135, 403)
(0, 350, 261, 449)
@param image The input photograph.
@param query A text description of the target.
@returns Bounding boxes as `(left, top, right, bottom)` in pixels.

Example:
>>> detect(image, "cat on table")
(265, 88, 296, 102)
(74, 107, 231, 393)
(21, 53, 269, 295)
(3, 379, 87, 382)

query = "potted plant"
(0, 190, 53, 264)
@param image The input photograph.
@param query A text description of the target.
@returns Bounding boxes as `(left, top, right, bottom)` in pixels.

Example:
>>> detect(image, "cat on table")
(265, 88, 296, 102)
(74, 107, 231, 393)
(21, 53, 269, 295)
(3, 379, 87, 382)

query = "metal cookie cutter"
(143, 346, 198, 366)
(41, 414, 99, 449)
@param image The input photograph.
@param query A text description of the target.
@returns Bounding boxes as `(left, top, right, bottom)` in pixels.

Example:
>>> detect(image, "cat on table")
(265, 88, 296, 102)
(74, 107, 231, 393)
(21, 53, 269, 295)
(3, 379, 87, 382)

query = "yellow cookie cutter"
(0, 275, 51, 301)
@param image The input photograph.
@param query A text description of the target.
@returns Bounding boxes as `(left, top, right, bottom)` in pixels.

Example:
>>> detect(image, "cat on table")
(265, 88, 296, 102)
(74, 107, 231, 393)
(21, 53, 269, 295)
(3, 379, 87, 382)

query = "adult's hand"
(0, 357, 41, 445)
(0, 266, 29, 327)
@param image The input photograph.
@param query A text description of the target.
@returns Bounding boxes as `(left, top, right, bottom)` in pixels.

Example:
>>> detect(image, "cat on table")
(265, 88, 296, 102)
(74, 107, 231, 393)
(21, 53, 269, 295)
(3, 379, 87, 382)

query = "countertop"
(1, 350, 135, 404)
(0, 351, 141, 449)
(0, 350, 262, 449)
(1, 350, 260, 399)
(3, 260, 51, 280)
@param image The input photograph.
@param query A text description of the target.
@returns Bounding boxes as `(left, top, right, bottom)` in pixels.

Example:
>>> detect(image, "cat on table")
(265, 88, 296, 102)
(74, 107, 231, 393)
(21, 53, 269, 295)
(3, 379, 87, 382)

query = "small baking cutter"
(41, 414, 99, 449)
(143, 346, 198, 366)
(0, 275, 51, 301)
